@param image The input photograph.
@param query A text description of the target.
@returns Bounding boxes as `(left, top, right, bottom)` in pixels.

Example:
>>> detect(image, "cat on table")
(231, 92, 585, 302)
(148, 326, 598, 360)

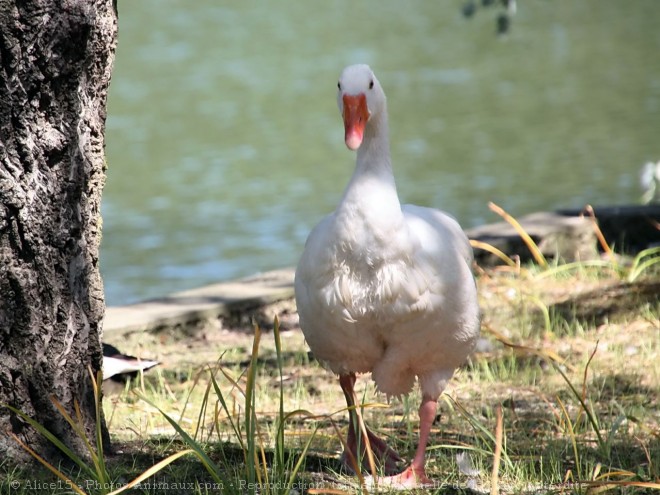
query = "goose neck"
(339, 112, 401, 218)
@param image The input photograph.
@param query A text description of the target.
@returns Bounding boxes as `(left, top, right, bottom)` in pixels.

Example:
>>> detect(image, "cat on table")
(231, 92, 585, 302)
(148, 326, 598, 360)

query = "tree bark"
(0, 0, 116, 462)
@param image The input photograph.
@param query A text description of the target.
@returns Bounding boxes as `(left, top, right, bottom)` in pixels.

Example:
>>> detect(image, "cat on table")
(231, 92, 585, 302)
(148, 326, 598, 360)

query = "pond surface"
(102, 1, 660, 305)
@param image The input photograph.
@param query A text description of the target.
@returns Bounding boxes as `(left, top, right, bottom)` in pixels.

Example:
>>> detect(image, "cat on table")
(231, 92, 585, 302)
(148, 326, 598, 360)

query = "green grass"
(1, 254, 659, 494)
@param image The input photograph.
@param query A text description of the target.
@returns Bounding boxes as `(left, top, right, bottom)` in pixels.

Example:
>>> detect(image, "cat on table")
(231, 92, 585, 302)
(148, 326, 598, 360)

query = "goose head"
(337, 64, 386, 150)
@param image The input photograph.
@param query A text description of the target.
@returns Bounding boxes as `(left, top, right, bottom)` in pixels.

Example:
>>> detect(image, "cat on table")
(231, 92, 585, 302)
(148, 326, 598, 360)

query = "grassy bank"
(2, 256, 659, 494)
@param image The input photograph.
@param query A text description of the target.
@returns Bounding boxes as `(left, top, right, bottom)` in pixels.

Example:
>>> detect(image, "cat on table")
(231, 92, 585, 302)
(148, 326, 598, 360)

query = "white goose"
(295, 64, 480, 488)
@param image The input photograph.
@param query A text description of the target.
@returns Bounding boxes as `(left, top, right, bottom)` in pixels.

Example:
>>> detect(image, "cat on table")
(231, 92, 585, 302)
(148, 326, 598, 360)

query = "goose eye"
(369, 80, 374, 89)
(337, 82, 341, 90)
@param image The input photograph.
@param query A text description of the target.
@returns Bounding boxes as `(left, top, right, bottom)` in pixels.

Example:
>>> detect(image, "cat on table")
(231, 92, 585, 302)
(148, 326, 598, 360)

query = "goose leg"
(373, 394, 437, 488)
(339, 373, 402, 475)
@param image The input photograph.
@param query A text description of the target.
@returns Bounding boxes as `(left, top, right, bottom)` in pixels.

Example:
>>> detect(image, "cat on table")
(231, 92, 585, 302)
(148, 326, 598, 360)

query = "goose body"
(297, 203, 477, 398)
(295, 64, 479, 487)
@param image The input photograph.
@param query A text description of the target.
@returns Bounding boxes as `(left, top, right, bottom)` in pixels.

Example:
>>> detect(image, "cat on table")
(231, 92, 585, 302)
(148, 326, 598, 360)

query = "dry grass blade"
(135, 393, 225, 485)
(50, 397, 89, 447)
(327, 416, 370, 494)
(1, 402, 95, 479)
(470, 239, 519, 268)
(308, 489, 353, 495)
(581, 342, 599, 406)
(208, 364, 246, 453)
(581, 205, 617, 265)
(106, 449, 196, 495)
(356, 404, 378, 484)
(482, 322, 570, 369)
(88, 366, 108, 480)
(553, 343, 606, 449)
(556, 396, 582, 480)
(8, 433, 86, 495)
(490, 404, 503, 495)
(582, 480, 660, 492)
(488, 201, 548, 268)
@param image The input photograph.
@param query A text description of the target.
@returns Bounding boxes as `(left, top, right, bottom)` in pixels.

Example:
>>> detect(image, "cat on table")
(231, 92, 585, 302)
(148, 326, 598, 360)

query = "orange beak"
(342, 94, 369, 150)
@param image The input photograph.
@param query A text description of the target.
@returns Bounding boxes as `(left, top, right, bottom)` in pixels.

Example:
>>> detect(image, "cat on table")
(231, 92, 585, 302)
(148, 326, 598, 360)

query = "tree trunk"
(0, 0, 116, 462)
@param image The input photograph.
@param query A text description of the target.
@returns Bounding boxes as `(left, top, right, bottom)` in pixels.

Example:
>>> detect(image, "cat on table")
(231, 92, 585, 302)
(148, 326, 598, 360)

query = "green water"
(102, 1, 660, 305)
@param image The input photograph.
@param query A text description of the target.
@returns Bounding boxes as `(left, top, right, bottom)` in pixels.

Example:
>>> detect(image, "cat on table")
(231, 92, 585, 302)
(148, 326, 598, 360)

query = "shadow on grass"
(548, 280, 660, 330)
